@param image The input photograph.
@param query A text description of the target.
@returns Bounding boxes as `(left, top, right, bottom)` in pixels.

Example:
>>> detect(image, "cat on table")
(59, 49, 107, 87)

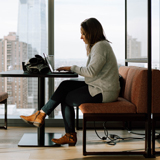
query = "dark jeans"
(41, 80, 102, 133)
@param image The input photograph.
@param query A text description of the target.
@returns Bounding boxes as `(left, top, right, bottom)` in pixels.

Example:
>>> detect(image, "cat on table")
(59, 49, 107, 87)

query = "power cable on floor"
(94, 121, 145, 145)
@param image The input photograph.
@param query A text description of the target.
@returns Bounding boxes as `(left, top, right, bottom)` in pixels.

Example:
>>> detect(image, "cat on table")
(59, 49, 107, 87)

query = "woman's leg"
(61, 101, 75, 133)
(20, 80, 86, 127)
(41, 80, 86, 115)
(51, 85, 102, 146)
(61, 85, 102, 133)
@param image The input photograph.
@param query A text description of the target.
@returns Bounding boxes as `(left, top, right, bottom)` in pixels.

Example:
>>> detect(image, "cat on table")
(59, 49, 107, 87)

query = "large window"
(54, 0, 125, 117)
(0, 0, 125, 120)
(0, 0, 48, 119)
(1, 0, 158, 122)
(126, 0, 159, 69)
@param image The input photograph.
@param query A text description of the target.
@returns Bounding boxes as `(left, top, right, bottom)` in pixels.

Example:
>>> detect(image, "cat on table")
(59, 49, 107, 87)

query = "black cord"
(94, 121, 107, 140)
(94, 121, 145, 145)
(94, 121, 117, 145)
(103, 121, 117, 145)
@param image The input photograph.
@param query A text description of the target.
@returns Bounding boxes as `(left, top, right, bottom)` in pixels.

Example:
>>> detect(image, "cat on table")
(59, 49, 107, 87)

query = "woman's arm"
(71, 53, 106, 78)
(56, 42, 108, 77)
(71, 42, 108, 77)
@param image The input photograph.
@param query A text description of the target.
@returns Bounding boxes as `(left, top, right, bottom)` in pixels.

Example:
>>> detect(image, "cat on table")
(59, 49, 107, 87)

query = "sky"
(54, 0, 125, 61)
(0, 0, 19, 38)
(0, 0, 159, 62)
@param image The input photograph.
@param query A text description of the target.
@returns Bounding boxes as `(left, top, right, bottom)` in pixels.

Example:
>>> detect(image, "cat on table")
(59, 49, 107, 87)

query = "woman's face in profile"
(80, 27, 88, 44)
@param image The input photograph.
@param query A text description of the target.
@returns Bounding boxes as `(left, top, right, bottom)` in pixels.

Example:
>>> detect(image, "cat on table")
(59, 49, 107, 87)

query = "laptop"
(43, 53, 74, 74)
(43, 53, 54, 72)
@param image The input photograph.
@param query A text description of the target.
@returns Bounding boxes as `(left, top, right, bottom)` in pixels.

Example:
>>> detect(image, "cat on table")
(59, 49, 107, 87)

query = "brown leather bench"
(79, 66, 158, 157)
(0, 92, 8, 129)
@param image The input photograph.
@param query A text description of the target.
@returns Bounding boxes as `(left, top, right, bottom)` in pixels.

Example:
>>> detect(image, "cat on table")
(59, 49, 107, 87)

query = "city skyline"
(0, 0, 159, 61)
(0, 0, 48, 113)
(0, 0, 159, 118)
(0, 30, 158, 118)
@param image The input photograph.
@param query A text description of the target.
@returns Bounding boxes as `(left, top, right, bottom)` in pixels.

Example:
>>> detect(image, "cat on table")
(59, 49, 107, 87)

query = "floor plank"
(0, 127, 160, 160)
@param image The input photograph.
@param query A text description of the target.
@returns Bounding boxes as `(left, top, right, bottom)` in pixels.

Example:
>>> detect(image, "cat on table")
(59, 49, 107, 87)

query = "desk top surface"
(0, 70, 78, 78)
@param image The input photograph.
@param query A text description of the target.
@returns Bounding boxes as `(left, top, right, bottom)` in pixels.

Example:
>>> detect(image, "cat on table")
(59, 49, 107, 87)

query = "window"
(127, 0, 147, 60)
(1, 0, 158, 124)
(152, 0, 159, 69)
(127, 0, 159, 69)
(0, 0, 48, 119)
(54, 0, 125, 118)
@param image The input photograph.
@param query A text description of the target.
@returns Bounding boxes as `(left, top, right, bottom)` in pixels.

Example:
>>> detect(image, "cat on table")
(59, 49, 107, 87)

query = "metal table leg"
(18, 77, 62, 147)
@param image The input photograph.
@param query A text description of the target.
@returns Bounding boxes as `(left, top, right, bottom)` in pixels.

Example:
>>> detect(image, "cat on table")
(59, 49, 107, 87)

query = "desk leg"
(38, 77, 45, 146)
(18, 77, 62, 147)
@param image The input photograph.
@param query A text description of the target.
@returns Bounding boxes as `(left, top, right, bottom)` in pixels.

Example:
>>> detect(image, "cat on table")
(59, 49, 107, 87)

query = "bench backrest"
(119, 66, 148, 113)
(119, 66, 160, 113)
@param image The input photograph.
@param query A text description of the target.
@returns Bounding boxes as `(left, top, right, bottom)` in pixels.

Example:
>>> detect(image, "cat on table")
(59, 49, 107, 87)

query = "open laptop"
(43, 53, 74, 74)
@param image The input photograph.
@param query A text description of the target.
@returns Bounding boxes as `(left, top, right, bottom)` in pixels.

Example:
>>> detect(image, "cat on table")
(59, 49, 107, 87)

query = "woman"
(20, 17, 120, 146)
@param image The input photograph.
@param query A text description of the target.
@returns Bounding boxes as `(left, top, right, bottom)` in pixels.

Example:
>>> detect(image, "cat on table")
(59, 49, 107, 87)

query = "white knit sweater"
(71, 40, 120, 102)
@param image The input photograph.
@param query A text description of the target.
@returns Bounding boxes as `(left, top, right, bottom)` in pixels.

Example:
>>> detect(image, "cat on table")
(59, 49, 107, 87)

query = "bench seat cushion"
(0, 92, 8, 102)
(79, 97, 136, 114)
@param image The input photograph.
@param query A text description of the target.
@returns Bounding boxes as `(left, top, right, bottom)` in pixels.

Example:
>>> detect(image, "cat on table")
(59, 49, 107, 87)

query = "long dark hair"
(81, 18, 110, 55)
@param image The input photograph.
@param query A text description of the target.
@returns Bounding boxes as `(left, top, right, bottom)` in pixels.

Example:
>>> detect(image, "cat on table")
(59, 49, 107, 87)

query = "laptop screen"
(43, 53, 54, 72)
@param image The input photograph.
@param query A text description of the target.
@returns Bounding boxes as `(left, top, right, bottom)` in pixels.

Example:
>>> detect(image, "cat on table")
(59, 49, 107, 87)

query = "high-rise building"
(17, 0, 47, 58)
(0, 32, 28, 108)
(17, 0, 47, 108)
(127, 34, 141, 59)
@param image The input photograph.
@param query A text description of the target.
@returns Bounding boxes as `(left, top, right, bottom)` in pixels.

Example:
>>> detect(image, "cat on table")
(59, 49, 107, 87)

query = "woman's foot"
(52, 132, 77, 146)
(20, 111, 46, 127)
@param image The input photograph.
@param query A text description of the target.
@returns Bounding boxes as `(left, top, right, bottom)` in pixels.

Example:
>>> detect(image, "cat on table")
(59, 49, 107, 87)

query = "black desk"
(0, 70, 78, 147)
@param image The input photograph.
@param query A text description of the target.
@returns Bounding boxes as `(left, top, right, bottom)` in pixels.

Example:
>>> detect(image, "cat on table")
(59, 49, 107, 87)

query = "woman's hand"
(56, 66, 71, 71)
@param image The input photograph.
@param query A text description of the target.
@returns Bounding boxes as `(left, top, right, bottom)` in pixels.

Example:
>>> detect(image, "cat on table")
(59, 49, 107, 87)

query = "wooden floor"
(0, 127, 160, 160)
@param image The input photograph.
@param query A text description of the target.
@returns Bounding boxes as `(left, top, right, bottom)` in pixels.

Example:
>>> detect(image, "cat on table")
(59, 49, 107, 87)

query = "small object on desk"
(22, 54, 50, 74)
